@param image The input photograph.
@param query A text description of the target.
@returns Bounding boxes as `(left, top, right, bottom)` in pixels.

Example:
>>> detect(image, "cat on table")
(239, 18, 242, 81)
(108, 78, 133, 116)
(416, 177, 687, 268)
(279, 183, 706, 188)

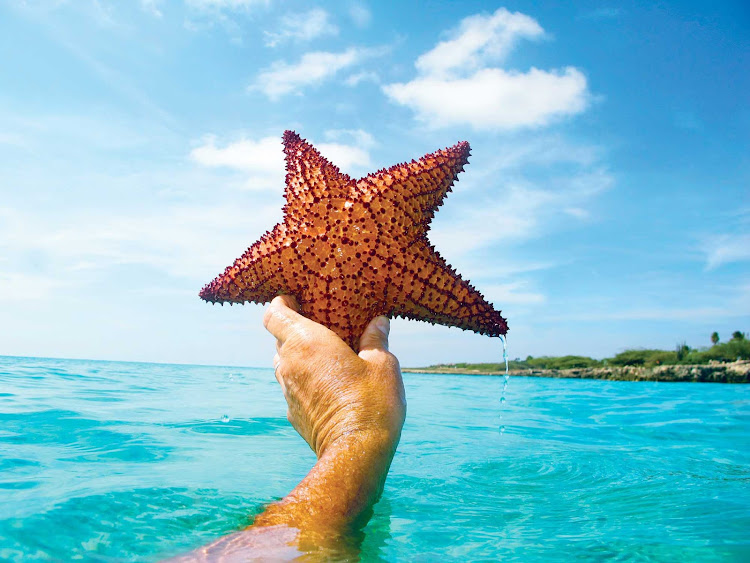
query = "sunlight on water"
(1, 355, 749, 561)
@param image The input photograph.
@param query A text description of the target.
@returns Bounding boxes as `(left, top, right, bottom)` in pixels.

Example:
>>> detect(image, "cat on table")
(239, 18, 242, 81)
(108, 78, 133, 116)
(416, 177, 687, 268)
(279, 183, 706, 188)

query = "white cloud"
(190, 129, 374, 183)
(415, 8, 543, 77)
(264, 8, 337, 47)
(383, 7, 589, 130)
(385, 67, 588, 130)
(315, 129, 373, 172)
(252, 48, 364, 99)
(190, 135, 284, 190)
(316, 144, 369, 172)
(704, 234, 750, 269)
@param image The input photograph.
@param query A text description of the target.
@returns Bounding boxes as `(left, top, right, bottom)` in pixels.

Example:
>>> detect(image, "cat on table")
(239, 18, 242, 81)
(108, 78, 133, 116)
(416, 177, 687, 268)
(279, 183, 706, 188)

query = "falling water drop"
(498, 335, 510, 434)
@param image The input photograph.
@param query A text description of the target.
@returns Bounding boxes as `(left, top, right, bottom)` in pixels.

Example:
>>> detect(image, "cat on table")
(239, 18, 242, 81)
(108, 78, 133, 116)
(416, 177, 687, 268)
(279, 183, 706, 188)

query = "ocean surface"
(1, 355, 748, 562)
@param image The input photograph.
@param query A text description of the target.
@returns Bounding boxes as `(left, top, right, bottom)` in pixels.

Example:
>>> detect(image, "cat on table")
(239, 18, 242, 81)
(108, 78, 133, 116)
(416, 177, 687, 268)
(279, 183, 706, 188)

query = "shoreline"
(403, 360, 750, 383)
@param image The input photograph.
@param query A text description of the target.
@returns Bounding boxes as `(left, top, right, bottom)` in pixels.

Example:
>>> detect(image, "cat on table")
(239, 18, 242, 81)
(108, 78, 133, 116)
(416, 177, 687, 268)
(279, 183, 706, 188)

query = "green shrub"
(702, 338, 750, 362)
(524, 355, 600, 370)
(609, 349, 676, 367)
(435, 333, 748, 372)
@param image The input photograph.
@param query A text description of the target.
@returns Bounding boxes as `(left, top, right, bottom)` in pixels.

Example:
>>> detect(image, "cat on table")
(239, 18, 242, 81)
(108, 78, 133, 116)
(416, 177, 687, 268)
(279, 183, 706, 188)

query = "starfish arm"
(356, 141, 470, 236)
(282, 131, 353, 216)
(386, 241, 508, 337)
(199, 224, 298, 305)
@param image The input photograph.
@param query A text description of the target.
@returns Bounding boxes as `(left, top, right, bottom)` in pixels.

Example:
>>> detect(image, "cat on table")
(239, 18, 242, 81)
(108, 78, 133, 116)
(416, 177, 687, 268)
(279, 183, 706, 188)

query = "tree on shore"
(711, 332, 720, 345)
(732, 331, 746, 341)
(675, 342, 690, 361)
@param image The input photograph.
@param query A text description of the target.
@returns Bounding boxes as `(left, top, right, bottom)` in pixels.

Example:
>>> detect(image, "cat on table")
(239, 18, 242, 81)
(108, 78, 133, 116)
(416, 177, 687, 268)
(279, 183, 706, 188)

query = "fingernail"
(375, 316, 390, 337)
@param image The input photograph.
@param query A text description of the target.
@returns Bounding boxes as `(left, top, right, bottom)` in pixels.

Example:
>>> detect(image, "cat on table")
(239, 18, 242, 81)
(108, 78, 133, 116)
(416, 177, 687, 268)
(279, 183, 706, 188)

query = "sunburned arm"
(166, 296, 405, 561)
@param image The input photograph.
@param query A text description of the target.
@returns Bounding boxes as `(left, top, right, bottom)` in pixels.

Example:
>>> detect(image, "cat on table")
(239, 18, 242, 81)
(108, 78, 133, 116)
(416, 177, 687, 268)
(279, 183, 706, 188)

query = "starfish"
(200, 131, 508, 350)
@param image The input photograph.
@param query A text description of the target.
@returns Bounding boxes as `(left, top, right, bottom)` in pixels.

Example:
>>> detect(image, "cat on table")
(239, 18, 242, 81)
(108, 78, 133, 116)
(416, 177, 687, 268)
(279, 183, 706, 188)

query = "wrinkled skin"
(266, 295, 406, 460)
(167, 296, 406, 561)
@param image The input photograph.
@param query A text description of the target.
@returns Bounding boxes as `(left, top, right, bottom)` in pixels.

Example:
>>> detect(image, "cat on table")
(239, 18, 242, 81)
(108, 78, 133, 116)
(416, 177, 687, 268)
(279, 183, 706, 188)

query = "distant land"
(405, 332, 750, 383)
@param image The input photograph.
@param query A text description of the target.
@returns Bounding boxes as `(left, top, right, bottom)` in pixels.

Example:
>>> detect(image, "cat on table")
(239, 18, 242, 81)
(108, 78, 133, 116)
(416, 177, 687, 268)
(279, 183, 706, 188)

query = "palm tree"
(711, 332, 720, 346)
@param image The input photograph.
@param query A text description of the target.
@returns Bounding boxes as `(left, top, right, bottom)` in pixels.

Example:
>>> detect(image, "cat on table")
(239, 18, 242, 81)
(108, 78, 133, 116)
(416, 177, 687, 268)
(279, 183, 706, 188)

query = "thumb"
(358, 316, 390, 353)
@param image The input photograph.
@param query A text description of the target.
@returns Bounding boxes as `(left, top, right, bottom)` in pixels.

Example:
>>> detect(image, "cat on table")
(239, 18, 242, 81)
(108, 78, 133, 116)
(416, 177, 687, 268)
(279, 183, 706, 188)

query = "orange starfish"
(200, 131, 508, 350)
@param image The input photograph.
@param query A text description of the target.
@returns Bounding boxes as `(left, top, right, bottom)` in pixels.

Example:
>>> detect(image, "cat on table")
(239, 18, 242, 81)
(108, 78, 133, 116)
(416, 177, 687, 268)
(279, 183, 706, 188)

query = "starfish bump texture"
(200, 131, 508, 350)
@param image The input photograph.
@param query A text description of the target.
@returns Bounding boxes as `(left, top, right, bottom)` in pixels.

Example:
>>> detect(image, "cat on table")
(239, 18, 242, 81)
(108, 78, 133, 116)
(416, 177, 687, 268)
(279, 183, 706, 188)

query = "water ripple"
(0, 357, 748, 561)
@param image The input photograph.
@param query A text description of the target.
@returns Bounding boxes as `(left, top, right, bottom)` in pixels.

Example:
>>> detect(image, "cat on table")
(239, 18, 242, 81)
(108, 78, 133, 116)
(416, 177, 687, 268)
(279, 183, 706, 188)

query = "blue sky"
(1, 0, 748, 367)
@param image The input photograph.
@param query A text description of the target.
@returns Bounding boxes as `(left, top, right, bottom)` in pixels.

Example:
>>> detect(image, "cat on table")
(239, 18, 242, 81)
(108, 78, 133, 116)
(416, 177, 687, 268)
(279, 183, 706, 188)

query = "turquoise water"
(1, 355, 748, 561)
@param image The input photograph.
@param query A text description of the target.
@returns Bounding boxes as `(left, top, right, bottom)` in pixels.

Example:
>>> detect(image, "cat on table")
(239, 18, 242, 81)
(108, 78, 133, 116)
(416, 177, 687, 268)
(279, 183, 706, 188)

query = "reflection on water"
(0, 355, 748, 561)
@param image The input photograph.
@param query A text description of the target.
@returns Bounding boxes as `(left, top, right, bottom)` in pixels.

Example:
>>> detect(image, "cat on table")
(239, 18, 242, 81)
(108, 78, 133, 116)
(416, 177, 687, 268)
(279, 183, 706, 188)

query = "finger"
(358, 316, 390, 353)
(263, 295, 306, 344)
(276, 294, 300, 312)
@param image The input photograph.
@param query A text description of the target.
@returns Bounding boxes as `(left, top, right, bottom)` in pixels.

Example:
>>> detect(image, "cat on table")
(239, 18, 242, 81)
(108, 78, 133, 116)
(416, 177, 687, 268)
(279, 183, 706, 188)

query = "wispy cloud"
(140, 0, 163, 18)
(704, 233, 750, 269)
(345, 70, 379, 86)
(252, 47, 367, 99)
(578, 7, 624, 20)
(347, 1, 371, 27)
(0, 272, 70, 302)
(482, 281, 546, 305)
(383, 7, 588, 130)
(428, 136, 612, 256)
(264, 8, 338, 47)
(14, 9, 177, 127)
(549, 305, 748, 323)
(186, 0, 269, 10)
(183, 0, 270, 42)
(0, 204, 282, 287)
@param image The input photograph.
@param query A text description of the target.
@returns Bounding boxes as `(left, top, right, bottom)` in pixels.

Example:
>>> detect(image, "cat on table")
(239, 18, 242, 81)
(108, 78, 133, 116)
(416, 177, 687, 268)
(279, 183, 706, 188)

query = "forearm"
(252, 428, 401, 534)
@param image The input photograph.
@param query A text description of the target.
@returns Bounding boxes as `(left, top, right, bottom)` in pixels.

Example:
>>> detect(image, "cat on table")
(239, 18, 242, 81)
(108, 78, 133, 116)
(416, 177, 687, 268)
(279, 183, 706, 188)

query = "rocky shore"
(403, 360, 750, 383)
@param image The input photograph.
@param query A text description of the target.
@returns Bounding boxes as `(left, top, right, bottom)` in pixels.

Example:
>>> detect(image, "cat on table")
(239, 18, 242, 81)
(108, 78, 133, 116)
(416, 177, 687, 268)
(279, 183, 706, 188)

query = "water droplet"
(221, 415, 230, 423)
(498, 335, 510, 432)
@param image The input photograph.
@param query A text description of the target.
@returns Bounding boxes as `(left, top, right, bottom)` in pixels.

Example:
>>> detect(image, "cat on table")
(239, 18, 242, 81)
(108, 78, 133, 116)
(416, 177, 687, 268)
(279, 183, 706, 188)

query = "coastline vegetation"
(436, 331, 749, 372)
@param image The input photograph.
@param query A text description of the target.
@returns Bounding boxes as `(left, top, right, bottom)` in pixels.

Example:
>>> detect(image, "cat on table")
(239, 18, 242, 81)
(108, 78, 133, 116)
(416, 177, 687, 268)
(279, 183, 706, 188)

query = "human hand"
(264, 295, 406, 458)
(167, 296, 407, 558)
